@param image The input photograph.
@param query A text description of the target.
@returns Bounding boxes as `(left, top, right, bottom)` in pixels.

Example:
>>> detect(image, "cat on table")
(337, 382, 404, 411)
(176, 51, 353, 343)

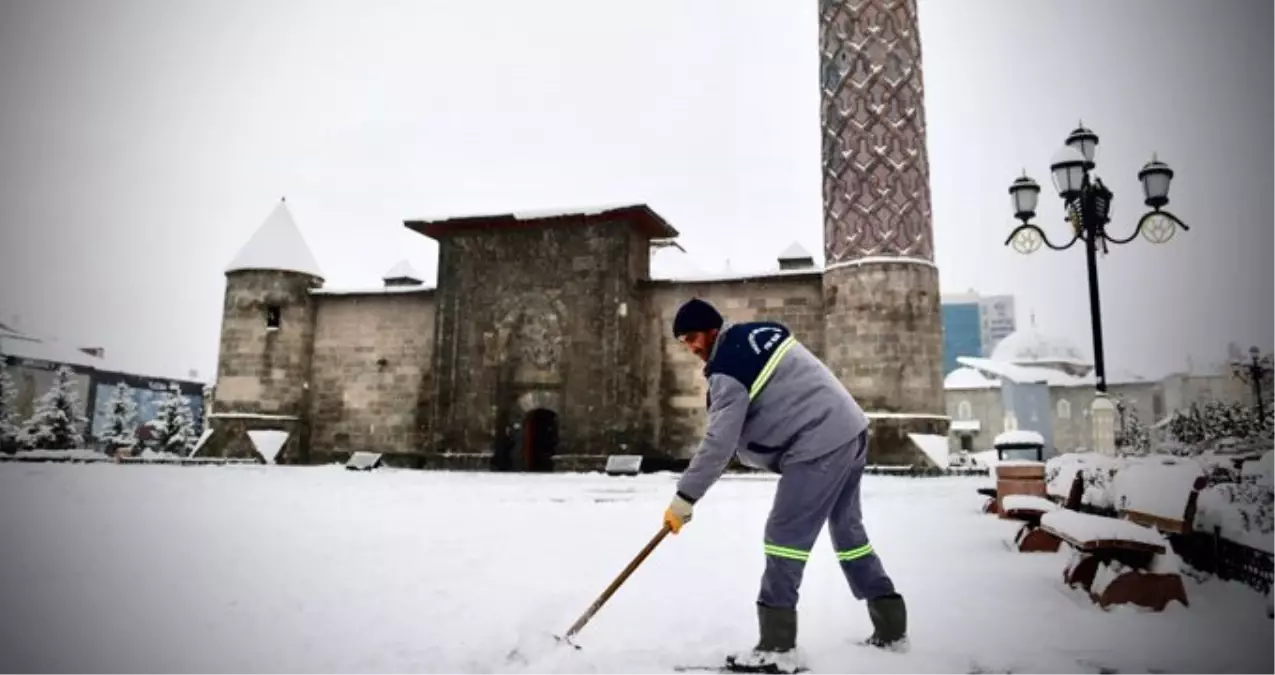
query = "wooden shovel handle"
(563, 523, 673, 640)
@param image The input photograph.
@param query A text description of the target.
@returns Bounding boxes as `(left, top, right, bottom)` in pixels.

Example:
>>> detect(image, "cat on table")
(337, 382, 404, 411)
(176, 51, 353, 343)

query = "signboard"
(980, 295, 1017, 354)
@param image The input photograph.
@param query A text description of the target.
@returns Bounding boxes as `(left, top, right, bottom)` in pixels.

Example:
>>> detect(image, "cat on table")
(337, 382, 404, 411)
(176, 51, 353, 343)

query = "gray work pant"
(758, 431, 896, 609)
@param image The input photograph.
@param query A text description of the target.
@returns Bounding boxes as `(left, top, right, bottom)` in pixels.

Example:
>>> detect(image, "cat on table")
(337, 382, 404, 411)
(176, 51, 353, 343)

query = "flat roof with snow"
(404, 204, 679, 241)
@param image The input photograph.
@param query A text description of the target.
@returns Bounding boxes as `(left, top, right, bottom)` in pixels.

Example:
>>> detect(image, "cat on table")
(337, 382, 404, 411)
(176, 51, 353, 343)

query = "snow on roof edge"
(310, 286, 435, 296)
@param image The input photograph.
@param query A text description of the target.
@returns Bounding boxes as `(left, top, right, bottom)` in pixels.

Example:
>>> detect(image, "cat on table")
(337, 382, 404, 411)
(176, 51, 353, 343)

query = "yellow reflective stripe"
(748, 336, 798, 401)
(764, 543, 810, 562)
(836, 543, 874, 561)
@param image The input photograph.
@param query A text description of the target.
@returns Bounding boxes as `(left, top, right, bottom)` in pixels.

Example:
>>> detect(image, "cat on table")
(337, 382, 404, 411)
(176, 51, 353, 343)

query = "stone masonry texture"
(308, 290, 436, 465)
(209, 214, 947, 470)
(819, 0, 935, 263)
(817, 0, 949, 461)
(207, 269, 320, 463)
(207, 1, 951, 470)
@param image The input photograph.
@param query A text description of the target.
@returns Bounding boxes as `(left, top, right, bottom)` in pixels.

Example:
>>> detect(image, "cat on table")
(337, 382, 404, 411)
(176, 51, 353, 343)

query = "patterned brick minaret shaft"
(819, 0, 948, 463)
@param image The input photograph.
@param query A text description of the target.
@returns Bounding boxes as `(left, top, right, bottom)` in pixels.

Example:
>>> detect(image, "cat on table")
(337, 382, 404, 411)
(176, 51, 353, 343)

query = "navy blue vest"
(703, 321, 796, 408)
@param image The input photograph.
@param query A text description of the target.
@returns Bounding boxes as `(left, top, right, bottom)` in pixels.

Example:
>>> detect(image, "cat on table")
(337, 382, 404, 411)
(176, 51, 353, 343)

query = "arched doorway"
(522, 408, 559, 472)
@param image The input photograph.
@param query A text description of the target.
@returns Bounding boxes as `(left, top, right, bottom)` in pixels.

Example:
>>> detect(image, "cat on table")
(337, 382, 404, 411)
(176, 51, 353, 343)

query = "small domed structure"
(990, 327, 1089, 369)
(944, 366, 1000, 390)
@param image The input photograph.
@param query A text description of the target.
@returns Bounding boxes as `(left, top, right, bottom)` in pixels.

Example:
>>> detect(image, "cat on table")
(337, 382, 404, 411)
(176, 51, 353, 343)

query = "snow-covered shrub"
(0, 355, 20, 453)
(1166, 401, 1272, 455)
(148, 387, 197, 456)
(1113, 395, 1151, 456)
(20, 366, 87, 450)
(99, 382, 139, 454)
(1194, 451, 1274, 554)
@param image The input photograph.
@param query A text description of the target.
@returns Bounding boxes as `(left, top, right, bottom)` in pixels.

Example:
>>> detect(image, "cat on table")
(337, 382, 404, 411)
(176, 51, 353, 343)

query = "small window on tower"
(265, 305, 282, 330)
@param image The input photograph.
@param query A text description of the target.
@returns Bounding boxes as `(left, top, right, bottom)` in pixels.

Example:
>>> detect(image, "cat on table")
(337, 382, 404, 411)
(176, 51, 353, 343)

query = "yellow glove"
(664, 494, 694, 534)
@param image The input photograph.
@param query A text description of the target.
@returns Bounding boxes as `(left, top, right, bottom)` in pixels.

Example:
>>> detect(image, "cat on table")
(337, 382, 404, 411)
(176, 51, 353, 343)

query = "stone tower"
(818, 0, 949, 462)
(209, 198, 325, 463)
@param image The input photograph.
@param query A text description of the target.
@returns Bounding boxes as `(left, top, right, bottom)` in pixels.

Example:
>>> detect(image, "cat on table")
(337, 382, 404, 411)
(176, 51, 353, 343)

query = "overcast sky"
(0, 0, 1270, 383)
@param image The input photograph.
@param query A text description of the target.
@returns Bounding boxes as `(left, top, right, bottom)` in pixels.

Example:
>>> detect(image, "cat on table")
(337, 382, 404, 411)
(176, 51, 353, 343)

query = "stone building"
(200, 199, 947, 470)
(203, 0, 952, 470)
(944, 326, 1162, 458)
(0, 321, 206, 450)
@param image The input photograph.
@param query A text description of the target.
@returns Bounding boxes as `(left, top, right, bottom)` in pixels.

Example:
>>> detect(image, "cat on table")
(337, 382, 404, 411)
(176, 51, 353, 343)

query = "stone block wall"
(308, 289, 437, 463)
(214, 270, 320, 419)
(945, 387, 1003, 455)
(427, 218, 652, 460)
(643, 272, 825, 458)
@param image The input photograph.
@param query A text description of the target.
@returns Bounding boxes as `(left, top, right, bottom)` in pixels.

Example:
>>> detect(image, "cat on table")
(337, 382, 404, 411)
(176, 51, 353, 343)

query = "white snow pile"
(1044, 451, 1274, 554)
(0, 465, 1270, 674)
(1040, 509, 1170, 549)
(1001, 494, 1059, 513)
(1043, 452, 1122, 504)
(247, 430, 289, 464)
(994, 429, 1045, 447)
(907, 433, 949, 469)
(1111, 459, 1207, 519)
(6, 448, 108, 462)
(1194, 451, 1274, 553)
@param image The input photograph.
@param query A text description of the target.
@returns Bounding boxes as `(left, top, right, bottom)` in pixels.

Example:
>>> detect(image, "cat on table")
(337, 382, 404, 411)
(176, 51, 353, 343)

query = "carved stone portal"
(493, 295, 569, 384)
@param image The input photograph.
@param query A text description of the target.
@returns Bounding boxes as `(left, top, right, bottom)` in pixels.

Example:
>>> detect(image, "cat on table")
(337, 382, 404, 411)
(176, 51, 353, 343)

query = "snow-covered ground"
(0, 464, 1270, 674)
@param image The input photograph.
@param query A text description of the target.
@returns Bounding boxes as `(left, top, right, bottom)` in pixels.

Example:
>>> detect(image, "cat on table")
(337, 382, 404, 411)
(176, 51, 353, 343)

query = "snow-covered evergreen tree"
(148, 387, 197, 456)
(20, 365, 87, 450)
(100, 382, 139, 453)
(0, 355, 20, 453)
(1114, 396, 1151, 456)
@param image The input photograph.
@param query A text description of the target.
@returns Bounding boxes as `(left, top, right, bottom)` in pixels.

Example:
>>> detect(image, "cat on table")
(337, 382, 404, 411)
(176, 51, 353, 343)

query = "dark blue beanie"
(672, 298, 723, 337)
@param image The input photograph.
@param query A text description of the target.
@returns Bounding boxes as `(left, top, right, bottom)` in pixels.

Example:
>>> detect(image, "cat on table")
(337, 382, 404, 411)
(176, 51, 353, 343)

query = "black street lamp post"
(1006, 124, 1190, 393)
(1231, 346, 1273, 422)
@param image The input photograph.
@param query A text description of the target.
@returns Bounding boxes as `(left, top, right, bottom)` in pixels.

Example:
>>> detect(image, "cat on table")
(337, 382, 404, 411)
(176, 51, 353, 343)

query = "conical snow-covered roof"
(382, 259, 423, 283)
(777, 241, 813, 261)
(226, 199, 324, 279)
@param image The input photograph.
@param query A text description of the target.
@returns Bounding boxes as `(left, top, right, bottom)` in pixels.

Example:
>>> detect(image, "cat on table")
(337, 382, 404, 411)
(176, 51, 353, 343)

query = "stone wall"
(308, 289, 436, 463)
(822, 261, 948, 464)
(214, 270, 320, 418)
(945, 387, 1003, 454)
(643, 272, 825, 458)
(427, 218, 652, 461)
(211, 269, 320, 461)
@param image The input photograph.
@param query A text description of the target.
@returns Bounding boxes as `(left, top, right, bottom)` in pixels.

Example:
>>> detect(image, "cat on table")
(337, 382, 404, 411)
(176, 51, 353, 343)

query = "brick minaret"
(819, 0, 949, 463)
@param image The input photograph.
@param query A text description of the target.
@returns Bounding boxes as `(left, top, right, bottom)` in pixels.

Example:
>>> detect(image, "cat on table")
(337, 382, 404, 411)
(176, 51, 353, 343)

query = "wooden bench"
(978, 461, 1048, 516)
(1112, 460, 1208, 536)
(1031, 459, 1208, 612)
(977, 487, 999, 514)
(1038, 509, 1186, 611)
(1001, 495, 1064, 552)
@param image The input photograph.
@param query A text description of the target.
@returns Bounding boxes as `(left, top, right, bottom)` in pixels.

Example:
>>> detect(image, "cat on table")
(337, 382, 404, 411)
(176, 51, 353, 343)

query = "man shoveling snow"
(664, 298, 907, 674)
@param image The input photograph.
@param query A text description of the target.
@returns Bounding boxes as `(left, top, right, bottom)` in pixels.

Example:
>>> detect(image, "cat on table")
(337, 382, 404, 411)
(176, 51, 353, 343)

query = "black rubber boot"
(756, 603, 797, 652)
(724, 604, 802, 673)
(865, 593, 907, 649)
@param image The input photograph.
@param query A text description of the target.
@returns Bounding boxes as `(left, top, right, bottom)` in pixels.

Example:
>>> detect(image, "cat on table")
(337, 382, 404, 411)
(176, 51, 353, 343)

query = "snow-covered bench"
(1111, 460, 1208, 536)
(978, 460, 1048, 515)
(977, 486, 999, 514)
(1038, 507, 1190, 612)
(1002, 495, 1065, 552)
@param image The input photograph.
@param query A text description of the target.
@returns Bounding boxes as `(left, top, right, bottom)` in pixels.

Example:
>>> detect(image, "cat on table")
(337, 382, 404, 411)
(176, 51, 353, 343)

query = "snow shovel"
(556, 522, 673, 648)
